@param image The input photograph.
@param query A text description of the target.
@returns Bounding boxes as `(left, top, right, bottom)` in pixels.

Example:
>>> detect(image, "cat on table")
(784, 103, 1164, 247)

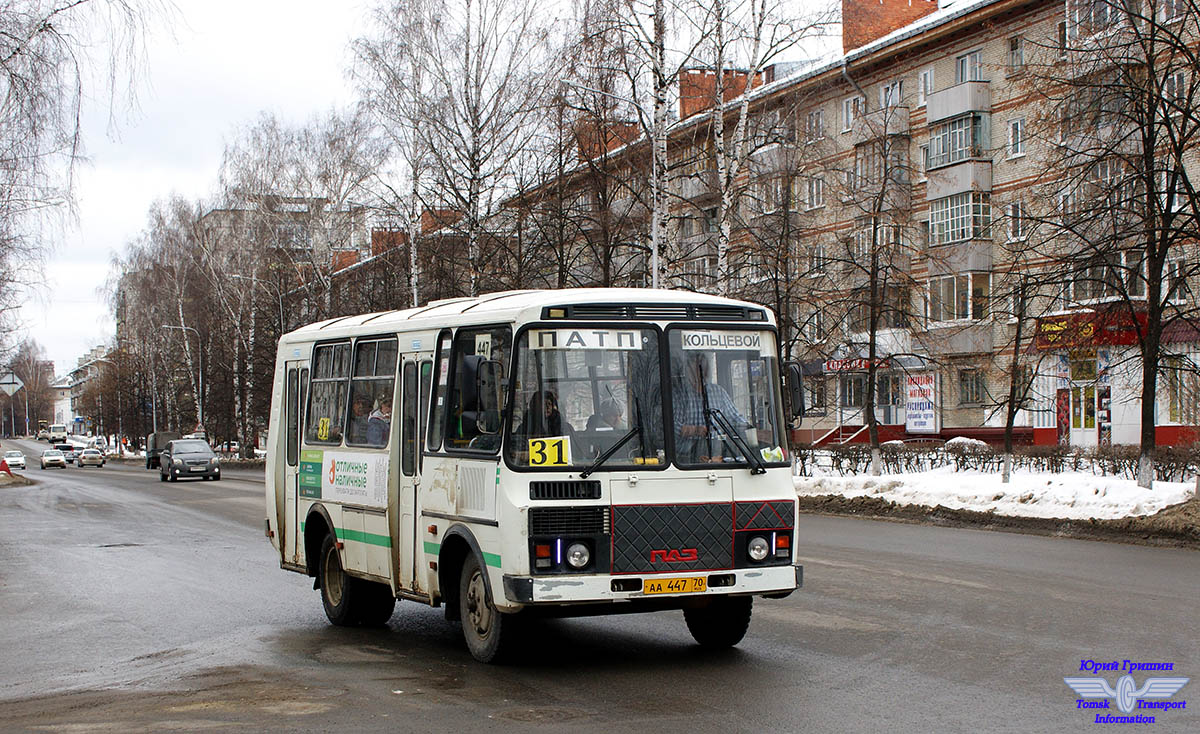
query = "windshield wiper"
(579, 425, 641, 479)
(706, 408, 766, 475)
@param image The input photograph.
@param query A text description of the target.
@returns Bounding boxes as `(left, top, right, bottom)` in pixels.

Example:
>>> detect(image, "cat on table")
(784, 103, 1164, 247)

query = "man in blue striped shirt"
(673, 354, 750, 462)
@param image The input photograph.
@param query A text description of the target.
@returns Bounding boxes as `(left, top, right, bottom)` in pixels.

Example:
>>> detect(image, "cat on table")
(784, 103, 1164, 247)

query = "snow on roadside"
(794, 465, 1196, 520)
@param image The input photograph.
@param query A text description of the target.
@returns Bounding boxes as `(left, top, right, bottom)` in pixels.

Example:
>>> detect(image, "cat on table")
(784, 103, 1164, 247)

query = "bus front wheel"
(459, 554, 518, 663)
(683, 595, 753, 648)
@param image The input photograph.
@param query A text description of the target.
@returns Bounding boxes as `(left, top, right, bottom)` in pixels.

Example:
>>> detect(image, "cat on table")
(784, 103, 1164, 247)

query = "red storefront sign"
(824, 357, 890, 372)
(1033, 310, 1144, 350)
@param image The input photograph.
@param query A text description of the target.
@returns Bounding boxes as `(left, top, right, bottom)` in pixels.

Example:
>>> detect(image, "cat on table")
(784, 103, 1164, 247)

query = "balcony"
(924, 238, 992, 276)
(926, 159, 991, 201)
(674, 167, 718, 201)
(926, 81, 990, 125)
(851, 106, 910, 144)
(915, 321, 994, 356)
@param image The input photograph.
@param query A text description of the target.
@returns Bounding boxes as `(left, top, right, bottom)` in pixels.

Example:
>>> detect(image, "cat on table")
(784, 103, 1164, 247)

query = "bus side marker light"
(427, 525, 437, 534)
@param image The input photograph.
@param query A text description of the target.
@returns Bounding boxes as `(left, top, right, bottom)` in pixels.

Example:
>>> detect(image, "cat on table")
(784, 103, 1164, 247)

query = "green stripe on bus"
(296, 522, 391, 548)
(423, 542, 498, 567)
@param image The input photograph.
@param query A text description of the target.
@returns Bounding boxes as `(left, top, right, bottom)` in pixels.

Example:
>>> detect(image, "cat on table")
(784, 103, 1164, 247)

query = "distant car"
(40, 450, 66, 469)
(77, 448, 105, 468)
(37, 429, 48, 441)
(4, 450, 25, 470)
(159, 439, 221, 482)
(55, 444, 81, 464)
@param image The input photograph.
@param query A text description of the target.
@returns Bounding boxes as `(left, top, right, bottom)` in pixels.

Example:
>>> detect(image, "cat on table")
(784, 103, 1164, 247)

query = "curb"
(797, 494, 1200, 549)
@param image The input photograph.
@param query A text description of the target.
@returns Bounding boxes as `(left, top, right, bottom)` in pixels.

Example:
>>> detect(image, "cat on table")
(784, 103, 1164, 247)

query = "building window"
(1007, 36, 1024, 73)
(928, 273, 990, 323)
(1160, 169, 1185, 212)
(680, 215, 695, 238)
(1007, 201, 1029, 242)
(1008, 118, 1025, 157)
(1167, 259, 1190, 302)
(958, 369, 986, 405)
(806, 243, 827, 276)
(1160, 0, 1185, 22)
(755, 178, 782, 214)
(955, 49, 984, 83)
(703, 207, 719, 233)
(1070, 252, 1145, 302)
(880, 79, 904, 109)
(806, 176, 825, 209)
(918, 67, 934, 106)
(1057, 21, 1068, 58)
(929, 192, 991, 245)
(842, 95, 865, 131)
(840, 374, 865, 408)
(805, 377, 826, 415)
(928, 114, 985, 168)
(801, 310, 826, 342)
(806, 109, 825, 141)
(918, 144, 929, 179)
(1165, 71, 1186, 115)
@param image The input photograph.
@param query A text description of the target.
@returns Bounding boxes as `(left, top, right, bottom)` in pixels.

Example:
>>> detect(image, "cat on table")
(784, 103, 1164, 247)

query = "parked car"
(4, 450, 25, 470)
(145, 431, 182, 469)
(159, 439, 220, 482)
(77, 448, 105, 468)
(40, 450, 66, 469)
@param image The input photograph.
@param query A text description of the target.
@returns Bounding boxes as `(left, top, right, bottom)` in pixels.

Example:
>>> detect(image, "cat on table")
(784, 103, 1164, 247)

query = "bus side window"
(286, 368, 299, 466)
(306, 342, 351, 445)
(419, 360, 432, 472)
(402, 362, 416, 475)
(427, 332, 453, 452)
(345, 337, 398, 448)
(445, 326, 511, 452)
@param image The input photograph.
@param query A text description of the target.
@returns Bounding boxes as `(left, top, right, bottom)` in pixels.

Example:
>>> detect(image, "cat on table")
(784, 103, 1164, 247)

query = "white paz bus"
(264, 288, 804, 662)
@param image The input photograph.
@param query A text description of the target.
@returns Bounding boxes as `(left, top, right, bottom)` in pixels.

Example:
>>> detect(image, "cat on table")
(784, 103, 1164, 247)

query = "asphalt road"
(0, 437, 1196, 733)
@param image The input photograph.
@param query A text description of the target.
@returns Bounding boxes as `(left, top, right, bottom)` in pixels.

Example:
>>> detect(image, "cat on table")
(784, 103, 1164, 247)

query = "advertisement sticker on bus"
(297, 449, 389, 508)
(680, 330, 769, 354)
(527, 329, 642, 350)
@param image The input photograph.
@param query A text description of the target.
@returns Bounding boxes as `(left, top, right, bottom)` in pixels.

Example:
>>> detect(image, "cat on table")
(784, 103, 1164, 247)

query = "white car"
(4, 450, 25, 470)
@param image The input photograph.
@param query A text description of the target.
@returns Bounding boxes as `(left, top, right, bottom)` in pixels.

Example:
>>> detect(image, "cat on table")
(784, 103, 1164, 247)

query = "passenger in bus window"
(586, 398, 623, 431)
(517, 390, 572, 439)
(367, 394, 392, 447)
(349, 395, 371, 443)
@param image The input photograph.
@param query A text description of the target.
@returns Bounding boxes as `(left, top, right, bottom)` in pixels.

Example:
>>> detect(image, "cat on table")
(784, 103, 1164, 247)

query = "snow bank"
(795, 465, 1196, 520)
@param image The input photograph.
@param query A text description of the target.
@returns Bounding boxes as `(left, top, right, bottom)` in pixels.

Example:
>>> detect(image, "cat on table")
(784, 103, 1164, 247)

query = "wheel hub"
(465, 570, 491, 638)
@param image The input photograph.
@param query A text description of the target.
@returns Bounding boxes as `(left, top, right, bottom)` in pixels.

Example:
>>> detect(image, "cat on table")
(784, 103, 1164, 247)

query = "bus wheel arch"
(437, 527, 481, 623)
(303, 504, 336, 579)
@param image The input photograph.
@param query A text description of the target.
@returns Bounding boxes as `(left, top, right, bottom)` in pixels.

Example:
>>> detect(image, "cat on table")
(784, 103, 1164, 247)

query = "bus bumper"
(503, 563, 802, 605)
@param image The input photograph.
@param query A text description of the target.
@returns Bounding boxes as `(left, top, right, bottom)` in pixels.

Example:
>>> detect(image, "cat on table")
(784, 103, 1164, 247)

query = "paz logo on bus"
(650, 548, 699, 563)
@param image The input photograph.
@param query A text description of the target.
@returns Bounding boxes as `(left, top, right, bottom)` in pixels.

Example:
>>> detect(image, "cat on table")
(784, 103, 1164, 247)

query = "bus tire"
(319, 533, 361, 626)
(459, 554, 517, 663)
(683, 595, 753, 649)
(357, 582, 396, 627)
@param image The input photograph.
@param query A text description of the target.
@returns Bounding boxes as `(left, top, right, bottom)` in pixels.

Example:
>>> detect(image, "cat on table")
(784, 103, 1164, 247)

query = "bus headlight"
(747, 536, 769, 562)
(566, 542, 590, 569)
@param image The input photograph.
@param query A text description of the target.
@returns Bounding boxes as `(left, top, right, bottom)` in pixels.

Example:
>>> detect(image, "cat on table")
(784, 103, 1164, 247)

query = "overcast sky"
(23, 0, 364, 378)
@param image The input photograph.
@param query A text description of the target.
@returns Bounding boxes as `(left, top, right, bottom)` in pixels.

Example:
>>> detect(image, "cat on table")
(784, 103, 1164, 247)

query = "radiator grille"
(530, 480, 602, 500)
(530, 506, 608, 536)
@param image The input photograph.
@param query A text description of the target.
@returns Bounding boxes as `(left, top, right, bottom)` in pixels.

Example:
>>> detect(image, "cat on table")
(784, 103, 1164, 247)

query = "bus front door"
(281, 363, 308, 565)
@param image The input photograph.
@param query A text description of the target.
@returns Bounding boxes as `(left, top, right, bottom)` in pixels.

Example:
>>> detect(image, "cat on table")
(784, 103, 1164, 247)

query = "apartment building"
(338, 0, 1198, 448)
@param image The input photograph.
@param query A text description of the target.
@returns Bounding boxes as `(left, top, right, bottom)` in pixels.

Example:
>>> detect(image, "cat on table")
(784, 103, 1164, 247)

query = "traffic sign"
(0, 372, 23, 396)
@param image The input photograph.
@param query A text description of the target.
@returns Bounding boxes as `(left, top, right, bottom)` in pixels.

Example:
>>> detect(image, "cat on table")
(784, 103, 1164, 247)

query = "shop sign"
(905, 372, 939, 434)
(824, 357, 890, 372)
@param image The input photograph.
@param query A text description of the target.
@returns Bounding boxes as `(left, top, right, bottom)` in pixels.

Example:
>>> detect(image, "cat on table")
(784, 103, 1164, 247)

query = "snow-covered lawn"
(794, 466, 1197, 520)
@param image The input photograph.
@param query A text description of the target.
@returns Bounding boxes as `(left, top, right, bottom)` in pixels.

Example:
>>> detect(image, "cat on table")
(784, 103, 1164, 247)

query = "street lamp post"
(162, 324, 203, 428)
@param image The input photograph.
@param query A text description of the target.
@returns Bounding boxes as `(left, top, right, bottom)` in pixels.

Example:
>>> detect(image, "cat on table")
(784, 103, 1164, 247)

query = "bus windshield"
(506, 327, 665, 470)
(667, 328, 788, 468)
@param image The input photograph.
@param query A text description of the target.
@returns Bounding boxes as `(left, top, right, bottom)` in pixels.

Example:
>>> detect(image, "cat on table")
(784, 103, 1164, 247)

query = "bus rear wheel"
(319, 533, 361, 626)
(683, 596, 753, 648)
(459, 554, 518, 663)
(357, 581, 396, 627)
